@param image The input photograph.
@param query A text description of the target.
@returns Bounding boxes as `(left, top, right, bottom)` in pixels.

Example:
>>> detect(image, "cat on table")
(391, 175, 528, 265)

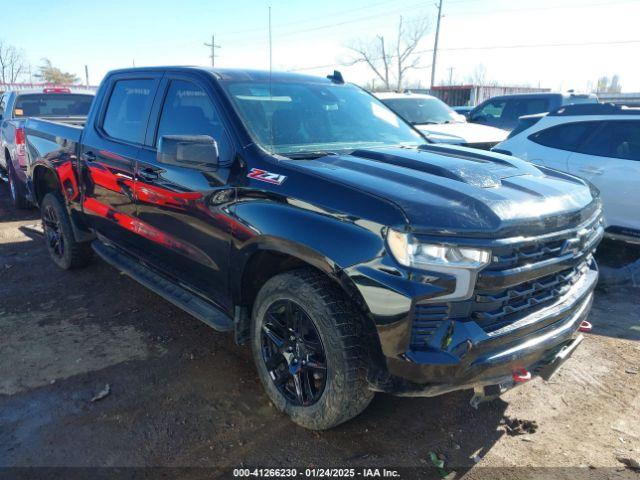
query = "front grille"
(409, 212, 603, 350)
(472, 262, 588, 333)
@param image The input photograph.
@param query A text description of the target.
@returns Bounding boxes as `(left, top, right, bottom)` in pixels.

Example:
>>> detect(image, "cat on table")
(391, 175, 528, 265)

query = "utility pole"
(430, 0, 443, 89)
(85, 65, 89, 87)
(204, 34, 221, 67)
(447, 66, 454, 85)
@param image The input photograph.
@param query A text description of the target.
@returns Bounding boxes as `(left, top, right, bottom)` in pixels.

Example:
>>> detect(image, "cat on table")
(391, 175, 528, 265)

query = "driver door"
(133, 74, 237, 310)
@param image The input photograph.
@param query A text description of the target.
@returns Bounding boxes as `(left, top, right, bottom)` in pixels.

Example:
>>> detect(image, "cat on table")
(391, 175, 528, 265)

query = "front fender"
(230, 198, 388, 311)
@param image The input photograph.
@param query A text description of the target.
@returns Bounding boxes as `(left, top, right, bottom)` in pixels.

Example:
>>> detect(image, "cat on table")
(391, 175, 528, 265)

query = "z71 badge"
(247, 168, 287, 185)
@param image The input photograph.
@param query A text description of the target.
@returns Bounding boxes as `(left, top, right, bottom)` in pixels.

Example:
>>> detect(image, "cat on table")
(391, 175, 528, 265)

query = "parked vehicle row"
(23, 67, 602, 430)
(494, 103, 640, 243)
(467, 92, 598, 131)
(376, 92, 507, 150)
(0, 87, 94, 208)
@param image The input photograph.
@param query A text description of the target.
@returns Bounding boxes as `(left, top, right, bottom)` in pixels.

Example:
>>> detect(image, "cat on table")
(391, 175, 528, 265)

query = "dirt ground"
(0, 181, 639, 480)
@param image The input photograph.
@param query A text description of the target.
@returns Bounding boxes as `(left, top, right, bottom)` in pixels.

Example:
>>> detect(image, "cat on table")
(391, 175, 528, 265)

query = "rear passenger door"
(133, 73, 237, 309)
(567, 120, 640, 232)
(80, 73, 162, 248)
(526, 121, 599, 170)
(501, 98, 550, 131)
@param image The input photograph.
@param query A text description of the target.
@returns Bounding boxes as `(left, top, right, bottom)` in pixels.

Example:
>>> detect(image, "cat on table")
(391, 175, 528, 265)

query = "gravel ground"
(0, 181, 639, 480)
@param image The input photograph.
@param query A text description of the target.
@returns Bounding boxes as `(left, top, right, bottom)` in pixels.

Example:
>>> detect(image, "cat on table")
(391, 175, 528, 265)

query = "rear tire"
(7, 163, 29, 209)
(41, 192, 92, 270)
(251, 268, 374, 430)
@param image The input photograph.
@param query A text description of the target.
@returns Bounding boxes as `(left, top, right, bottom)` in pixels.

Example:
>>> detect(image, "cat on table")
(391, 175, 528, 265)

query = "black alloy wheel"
(260, 299, 327, 407)
(43, 203, 65, 259)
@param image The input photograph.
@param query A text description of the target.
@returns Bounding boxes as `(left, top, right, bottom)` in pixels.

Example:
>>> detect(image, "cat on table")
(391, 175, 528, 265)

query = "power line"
(217, 0, 395, 37)
(289, 39, 640, 72)
(446, 0, 640, 17)
(225, 1, 432, 48)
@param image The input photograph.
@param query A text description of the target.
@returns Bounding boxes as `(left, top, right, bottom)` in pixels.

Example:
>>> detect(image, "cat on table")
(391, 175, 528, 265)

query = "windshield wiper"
(284, 151, 341, 160)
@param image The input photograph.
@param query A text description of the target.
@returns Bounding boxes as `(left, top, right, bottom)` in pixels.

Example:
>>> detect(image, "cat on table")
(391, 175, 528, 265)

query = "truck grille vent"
(472, 262, 587, 333)
(409, 304, 448, 349)
(485, 214, 602, 272)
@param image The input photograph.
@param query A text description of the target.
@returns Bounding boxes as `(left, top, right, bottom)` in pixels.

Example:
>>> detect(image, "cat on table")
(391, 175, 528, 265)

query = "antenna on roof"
(327, 70, 344, 84)
(268, 6, 274, 154)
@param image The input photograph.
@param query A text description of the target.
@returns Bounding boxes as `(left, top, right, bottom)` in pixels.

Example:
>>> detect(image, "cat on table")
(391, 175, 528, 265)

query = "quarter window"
(102, 79, 156, 144)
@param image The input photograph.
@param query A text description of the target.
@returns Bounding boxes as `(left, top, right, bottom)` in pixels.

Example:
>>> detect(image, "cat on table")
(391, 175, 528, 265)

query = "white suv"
(494, 104, 640, 243)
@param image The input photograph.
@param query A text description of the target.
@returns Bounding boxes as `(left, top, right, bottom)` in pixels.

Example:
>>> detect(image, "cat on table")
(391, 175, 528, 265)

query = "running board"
(92, 240, 233, 332)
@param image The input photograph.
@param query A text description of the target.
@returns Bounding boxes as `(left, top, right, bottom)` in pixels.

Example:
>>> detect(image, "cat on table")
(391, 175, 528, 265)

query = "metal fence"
(426, 85, 551, 107)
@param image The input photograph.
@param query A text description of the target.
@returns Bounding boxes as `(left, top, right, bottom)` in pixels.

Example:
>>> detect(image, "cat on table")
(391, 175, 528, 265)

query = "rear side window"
(102, 79, 156, 144)
(577, 120, 640, 160)
(13, 94, 93, 117)
(514, 98, 550, 116)
(529, 121, 599, 151)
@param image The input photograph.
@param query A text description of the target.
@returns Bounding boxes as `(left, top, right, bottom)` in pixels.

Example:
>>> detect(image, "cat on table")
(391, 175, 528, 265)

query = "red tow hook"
(579, 320, 593, 332)
(512, 368, 532, 383)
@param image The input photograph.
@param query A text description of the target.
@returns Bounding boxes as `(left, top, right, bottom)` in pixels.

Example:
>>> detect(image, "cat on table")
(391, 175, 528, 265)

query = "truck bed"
(25, 117, 84, 144)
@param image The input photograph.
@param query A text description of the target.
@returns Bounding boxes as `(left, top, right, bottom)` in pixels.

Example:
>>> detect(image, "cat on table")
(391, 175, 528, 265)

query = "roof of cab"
(105, 66, 337, 84)
(375, 92, 437, 100)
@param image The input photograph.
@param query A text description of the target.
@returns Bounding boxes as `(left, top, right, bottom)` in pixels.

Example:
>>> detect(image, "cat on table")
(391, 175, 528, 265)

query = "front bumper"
(372, 266, 597, 397)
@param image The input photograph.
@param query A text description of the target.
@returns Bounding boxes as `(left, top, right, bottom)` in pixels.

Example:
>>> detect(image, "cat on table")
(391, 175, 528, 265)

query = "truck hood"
(288, 145, 598, 237)
(415, 122, 508, 145)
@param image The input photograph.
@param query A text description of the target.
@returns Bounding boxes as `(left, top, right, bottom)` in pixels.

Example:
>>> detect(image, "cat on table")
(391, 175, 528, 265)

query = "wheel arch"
(32, 164, 62, 206)
(232, 239, 387, 381)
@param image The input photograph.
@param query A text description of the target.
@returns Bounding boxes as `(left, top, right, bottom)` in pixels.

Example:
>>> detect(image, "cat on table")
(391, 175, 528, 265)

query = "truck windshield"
(13, 94, 94, 118)
(221, 81, 423, 155)
(381, 97, 461, 125)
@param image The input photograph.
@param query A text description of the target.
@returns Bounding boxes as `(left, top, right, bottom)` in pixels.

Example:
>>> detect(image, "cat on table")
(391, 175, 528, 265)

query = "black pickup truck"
(25, 67, 603, 429)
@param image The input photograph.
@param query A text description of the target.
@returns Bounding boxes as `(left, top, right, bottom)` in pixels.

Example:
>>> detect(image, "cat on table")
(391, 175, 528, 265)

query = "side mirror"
(157, 135, 219, 168)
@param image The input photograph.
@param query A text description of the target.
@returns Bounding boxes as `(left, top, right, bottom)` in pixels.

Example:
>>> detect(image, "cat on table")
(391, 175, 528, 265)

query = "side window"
(517, 98, 550, 116)
(102, 79, 156, 144)
(578, 121, 640, 161)
(156, 79, 230, 163)
(0, 94, 6, 118)
(476, 100, 505, 119)
(529, 122, 599, 152)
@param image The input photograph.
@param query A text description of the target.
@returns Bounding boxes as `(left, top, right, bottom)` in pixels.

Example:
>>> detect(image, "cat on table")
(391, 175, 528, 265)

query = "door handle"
(82, 151, 96, 162)
(138, 167, 162, 182)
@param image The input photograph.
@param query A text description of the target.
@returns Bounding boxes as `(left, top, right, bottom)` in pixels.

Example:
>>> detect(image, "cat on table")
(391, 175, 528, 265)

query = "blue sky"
(3, 0, 640, 91)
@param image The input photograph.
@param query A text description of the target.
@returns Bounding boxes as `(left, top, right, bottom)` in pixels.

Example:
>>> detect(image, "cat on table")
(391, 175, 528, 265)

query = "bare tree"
(345, 15, 431, 91)
(395, 16, 430, 91)
(345, 36, 391, 90)
(0, 40, 26, 84)
(466, 64, 488, 87)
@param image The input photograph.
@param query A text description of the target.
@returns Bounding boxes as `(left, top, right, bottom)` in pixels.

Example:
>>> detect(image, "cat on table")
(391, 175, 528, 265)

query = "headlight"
(387, 230, 491, 301)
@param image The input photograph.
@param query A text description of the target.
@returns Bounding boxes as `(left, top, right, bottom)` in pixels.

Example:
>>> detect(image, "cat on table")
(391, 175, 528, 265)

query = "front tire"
(251, 269, 374, 430)
(41, 193, 92, 270)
